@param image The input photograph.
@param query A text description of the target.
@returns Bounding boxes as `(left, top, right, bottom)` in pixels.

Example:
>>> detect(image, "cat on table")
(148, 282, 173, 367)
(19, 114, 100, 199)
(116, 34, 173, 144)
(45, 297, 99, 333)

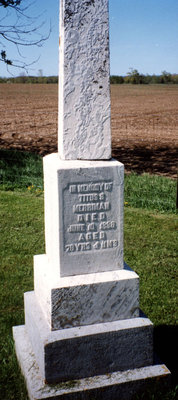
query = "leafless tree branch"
(0, 0, 50, 71)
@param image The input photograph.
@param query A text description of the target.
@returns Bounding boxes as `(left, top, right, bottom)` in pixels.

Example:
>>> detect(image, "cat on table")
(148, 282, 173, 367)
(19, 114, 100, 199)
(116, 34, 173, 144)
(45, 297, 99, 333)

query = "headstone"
(13, 0, 171, 399)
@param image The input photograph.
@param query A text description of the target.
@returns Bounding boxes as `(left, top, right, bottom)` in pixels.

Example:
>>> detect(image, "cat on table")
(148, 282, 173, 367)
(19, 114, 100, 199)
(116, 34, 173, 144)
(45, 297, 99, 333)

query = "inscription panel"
(64, 181, 118, 254)
(58, 164, 124, 276)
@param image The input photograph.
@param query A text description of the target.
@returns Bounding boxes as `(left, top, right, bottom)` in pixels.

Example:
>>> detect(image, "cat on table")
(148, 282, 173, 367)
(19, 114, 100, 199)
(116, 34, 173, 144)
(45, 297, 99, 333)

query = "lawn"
(0, 151, 177, 399)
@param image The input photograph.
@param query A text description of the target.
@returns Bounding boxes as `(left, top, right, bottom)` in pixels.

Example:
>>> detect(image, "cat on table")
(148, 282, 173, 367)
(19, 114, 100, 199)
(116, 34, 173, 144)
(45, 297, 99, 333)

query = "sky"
(0, 0, 178, 77)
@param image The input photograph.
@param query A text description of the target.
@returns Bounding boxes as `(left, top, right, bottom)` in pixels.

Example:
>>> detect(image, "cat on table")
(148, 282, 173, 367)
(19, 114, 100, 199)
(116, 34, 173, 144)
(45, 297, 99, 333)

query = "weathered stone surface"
(44, 153, 124, 277)
(58, 0, 111, 160)
(24, 291, 153, 384)
(34, 255, 139, 330)
(13, 325, 171, 400)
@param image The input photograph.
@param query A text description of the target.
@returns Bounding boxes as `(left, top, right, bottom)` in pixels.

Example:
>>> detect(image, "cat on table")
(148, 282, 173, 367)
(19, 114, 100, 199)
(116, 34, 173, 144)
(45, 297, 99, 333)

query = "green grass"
(0, 149, 43, 191)
(125, 172, 177, 214)
(125, 208, 177, 326)
(0, 150, 177, 399)
(0, 191, 44, 400)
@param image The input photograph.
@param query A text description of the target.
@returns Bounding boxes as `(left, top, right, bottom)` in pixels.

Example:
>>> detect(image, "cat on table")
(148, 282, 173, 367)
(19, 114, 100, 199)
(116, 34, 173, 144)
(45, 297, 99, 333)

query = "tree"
(110, 75, 124, 84)
(0, 0, 50, 72)
(160, 71, 172, 84)
(126, 68, 146, 84)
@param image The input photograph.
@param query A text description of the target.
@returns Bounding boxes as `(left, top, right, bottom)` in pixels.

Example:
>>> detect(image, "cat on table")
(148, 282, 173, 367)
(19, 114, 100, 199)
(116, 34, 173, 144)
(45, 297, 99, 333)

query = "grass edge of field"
(0, 149, 177, 215)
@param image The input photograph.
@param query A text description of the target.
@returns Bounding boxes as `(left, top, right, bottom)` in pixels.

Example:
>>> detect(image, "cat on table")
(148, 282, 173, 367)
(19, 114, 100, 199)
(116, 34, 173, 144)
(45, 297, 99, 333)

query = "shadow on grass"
(154, 325, 178, 386)
(112, 145, 177, 178)
(0, 148, 40, 164)
(0, 149, 43, 188)
(0, 140, 177, 178)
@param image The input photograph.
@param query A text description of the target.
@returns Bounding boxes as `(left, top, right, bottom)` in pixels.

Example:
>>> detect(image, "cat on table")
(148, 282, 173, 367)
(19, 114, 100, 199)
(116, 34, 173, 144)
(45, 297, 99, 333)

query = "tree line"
(110, 69, 178, 84)
(0, 75, 58, 84)
(0, 69, 178, 84)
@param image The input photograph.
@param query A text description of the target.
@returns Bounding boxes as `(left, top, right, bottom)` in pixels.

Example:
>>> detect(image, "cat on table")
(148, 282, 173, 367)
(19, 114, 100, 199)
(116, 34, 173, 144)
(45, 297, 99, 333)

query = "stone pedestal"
(43, 154, 124, 276)
(13, 155, 171, 399)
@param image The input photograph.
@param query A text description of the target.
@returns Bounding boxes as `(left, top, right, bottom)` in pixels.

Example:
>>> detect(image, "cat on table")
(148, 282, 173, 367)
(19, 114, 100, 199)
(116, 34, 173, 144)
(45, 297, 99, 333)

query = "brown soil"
(0, 83, 177, 178)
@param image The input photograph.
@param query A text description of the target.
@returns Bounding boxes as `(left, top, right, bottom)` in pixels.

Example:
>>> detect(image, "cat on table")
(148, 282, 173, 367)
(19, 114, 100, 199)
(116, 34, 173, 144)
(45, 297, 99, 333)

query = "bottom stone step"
(24, 291, 153, 383)
(13, 325, 171, 400)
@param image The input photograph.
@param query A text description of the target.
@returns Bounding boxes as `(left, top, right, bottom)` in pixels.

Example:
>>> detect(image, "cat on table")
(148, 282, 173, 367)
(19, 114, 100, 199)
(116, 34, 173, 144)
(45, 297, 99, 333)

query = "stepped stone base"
(34, 255, 139, 330)
(24, 291, 153, 384)
(13, 325, 171, 400)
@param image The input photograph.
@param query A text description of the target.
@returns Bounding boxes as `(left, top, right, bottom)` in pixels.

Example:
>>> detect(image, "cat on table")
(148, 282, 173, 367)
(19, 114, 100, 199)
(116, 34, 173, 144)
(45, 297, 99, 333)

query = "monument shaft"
(58, 0, 111, 160)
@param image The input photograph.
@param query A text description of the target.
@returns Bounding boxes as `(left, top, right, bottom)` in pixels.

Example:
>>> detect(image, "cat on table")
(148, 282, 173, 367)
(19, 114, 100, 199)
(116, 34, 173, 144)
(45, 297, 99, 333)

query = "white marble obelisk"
(13, 1, 171, 399)
(58, 0, 111, 160)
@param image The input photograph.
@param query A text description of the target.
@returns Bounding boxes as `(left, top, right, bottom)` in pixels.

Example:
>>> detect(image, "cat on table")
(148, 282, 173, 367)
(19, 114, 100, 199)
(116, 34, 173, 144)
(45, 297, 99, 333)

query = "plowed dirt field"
(0, 84, 177, 177)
